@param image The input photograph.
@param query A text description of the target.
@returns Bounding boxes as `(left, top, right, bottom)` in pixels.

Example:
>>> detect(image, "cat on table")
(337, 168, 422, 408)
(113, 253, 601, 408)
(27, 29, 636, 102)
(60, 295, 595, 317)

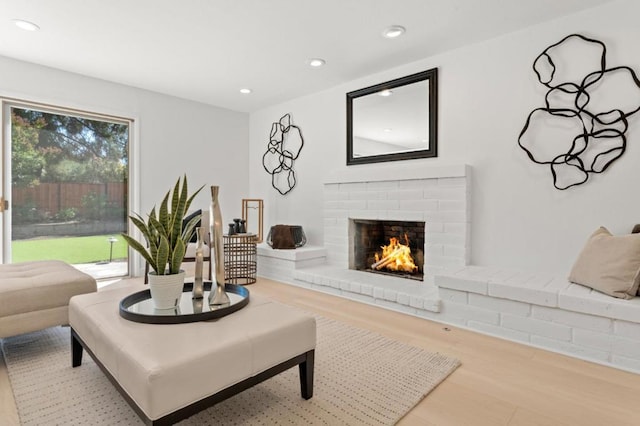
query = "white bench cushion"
(0, 260, 96, 317)
(0, 260, 96, 338)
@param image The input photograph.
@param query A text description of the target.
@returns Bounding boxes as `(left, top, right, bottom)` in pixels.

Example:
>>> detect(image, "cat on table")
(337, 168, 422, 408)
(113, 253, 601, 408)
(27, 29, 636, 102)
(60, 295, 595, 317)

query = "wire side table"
(223, 233, 257, 285)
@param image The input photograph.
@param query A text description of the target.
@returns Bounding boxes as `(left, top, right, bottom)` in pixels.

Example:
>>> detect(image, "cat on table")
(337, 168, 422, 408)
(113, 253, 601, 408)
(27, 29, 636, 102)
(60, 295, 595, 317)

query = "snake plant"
(122, 175, 204, 275)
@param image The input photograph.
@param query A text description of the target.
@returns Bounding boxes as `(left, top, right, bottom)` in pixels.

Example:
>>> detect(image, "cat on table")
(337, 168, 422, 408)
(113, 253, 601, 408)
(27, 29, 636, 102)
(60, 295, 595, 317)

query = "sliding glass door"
(1, 101, 131, 279)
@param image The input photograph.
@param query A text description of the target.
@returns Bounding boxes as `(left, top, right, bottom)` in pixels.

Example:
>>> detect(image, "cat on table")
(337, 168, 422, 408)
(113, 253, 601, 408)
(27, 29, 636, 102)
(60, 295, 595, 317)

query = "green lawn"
(12, 234, 129, 264)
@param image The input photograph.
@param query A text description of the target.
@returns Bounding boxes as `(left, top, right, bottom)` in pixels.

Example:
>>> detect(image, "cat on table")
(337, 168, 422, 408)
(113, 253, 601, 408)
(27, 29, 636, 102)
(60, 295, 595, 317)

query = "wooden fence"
(12, 182, 126, 215)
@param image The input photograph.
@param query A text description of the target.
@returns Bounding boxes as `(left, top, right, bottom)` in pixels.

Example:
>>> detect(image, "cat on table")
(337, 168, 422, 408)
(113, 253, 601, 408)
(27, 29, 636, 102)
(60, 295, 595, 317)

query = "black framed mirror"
(347, 68, 438, 165)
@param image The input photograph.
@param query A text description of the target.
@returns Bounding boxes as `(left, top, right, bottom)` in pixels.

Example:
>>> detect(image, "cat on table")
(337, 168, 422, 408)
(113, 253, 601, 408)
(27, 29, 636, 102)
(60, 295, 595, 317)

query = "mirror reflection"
(347, 68, 437, 165)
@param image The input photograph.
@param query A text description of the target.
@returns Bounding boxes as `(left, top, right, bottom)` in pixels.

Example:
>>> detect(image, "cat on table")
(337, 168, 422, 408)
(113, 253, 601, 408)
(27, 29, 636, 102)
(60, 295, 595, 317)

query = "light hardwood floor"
(2, 277, 640, 425)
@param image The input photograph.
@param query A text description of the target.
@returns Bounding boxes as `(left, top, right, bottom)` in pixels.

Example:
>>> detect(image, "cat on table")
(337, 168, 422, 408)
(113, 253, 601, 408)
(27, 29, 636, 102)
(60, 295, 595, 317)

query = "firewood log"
(370, 247, 402, 269)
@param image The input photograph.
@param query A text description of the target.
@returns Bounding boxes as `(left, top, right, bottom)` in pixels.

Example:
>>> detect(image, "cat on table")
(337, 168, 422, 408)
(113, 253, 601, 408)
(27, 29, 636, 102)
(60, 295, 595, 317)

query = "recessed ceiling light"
(383, 128, 393, 132)
(239, 88, 252, 94)
(378, 89, 393, 97)
(307, 58, 326, 67)
(13, 19, 40, 31)
(382, 25, 405, 39)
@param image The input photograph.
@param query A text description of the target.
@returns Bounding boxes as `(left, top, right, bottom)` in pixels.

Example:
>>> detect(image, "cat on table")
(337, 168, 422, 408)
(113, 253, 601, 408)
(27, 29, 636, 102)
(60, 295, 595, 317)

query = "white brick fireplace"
(258, 163, 471, 313)
(322, 163, 471, 278)
(257, 162, 640, 374)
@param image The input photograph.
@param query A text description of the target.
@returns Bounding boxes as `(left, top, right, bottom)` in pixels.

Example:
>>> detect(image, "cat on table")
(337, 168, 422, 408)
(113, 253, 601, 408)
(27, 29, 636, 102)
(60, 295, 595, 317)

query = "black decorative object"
(518, 34, 640, 190)
(266, 225, 307, 248)
(262, 113, 304, 195)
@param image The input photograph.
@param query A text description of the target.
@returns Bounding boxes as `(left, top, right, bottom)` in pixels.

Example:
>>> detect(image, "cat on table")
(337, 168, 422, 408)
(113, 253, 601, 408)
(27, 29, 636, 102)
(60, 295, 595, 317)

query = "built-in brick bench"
(257, 244, 328, 284)
(435, 266, 640, 373)
(263, 258, 640, 374)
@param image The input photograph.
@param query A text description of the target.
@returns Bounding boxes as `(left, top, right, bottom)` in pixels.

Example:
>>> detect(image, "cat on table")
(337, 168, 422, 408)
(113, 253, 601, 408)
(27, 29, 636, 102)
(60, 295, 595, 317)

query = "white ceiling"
(0, 0, 615, 113)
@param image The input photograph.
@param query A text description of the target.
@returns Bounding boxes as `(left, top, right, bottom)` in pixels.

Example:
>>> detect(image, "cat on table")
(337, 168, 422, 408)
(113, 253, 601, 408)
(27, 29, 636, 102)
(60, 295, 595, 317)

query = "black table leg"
(299, 350, 314, 399)
(71, 329, 83, 367)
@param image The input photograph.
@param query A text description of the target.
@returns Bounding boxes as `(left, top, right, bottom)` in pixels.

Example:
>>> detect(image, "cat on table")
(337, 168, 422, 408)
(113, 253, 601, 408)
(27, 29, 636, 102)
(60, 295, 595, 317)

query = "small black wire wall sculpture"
(262, 113, 304, 195)
(518, 34, 640, 190)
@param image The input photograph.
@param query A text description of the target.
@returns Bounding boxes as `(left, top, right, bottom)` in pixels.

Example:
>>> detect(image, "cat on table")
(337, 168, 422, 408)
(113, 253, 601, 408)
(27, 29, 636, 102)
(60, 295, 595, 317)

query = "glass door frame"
(1, 97, 140, 276)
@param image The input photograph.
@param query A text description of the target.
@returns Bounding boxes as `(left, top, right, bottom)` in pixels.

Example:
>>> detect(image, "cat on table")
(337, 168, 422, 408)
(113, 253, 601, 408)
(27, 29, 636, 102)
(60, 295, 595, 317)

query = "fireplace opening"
(349, 219, 425, 281)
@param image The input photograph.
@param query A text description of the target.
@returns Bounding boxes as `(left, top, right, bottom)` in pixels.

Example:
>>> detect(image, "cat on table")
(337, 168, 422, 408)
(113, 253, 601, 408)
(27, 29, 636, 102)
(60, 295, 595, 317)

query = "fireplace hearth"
(350, 219, 425, 281)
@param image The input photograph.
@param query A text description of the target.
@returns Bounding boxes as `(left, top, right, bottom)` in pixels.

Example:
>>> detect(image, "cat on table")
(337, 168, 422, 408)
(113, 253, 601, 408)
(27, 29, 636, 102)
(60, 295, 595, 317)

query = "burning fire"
(372, 234, 418, 273)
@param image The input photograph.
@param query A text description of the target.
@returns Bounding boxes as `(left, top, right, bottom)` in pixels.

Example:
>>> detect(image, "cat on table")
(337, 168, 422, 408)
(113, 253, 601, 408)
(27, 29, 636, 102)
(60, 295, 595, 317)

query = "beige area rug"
(2, 316, 460, 425)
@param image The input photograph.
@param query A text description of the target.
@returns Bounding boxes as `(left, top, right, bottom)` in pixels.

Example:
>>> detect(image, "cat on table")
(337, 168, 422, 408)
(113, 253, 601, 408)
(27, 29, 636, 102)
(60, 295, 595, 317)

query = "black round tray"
(119, 282, 250, 324)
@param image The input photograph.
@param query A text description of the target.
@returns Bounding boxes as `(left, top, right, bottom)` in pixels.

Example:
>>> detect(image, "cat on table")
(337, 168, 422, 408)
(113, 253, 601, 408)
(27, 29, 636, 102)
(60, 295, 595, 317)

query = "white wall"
(249, 0, 640, 275)
(0, 56, 249, 268)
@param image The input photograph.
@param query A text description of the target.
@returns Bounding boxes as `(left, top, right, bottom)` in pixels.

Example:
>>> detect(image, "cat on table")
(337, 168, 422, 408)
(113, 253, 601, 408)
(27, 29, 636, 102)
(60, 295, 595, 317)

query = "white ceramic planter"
(148, 270, 186, 310)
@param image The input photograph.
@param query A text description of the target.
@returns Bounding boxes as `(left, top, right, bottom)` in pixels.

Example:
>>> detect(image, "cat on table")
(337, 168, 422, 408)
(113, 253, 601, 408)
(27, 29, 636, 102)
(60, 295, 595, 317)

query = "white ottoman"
(0, 260, 97, 338)
(69, 284, 316, 425)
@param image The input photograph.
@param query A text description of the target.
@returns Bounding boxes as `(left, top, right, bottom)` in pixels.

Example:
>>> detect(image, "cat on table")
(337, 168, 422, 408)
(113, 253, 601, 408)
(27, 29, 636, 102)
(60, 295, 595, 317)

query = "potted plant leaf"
(121, 175, 203, 309)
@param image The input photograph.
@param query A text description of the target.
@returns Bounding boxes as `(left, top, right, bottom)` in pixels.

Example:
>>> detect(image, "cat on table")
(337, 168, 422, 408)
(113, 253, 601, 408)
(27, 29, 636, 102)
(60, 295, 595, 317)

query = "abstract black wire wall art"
(262, 113, 304, 195)
(518, 34, 640, 190)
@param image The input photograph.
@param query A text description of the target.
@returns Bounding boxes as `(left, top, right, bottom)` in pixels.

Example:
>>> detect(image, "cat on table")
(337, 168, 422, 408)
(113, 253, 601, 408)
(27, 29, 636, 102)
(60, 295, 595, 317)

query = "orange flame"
(373, 234, 418, 273)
